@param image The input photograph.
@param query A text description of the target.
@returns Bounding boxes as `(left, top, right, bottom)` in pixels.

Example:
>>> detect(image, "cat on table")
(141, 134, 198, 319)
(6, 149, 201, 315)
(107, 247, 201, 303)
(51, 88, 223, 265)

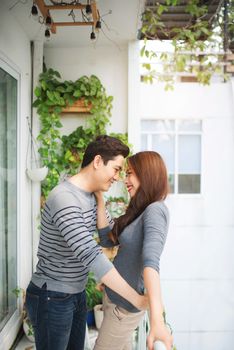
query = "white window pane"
(178, 120, 201, 132)
(152, 134, 175, 174)
(178, 135, 201, 174)
(141, 134, 147, 150)
(141, 120, 174, 132)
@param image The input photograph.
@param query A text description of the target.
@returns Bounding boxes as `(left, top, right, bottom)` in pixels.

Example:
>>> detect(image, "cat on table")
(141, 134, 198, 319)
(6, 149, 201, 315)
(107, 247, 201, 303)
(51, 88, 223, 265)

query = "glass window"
(141, 119, 201, 194)
(178, 135, 201, 194)
(142, 120, 174, 132)
(0, 67, 18, 330)
(178, 120, 201, 132)
(141, 134, 148, 150)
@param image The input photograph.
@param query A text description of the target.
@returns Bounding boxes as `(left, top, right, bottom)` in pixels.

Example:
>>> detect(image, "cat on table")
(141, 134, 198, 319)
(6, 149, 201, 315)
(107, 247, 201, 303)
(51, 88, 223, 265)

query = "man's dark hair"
(81, 135, 129, 168)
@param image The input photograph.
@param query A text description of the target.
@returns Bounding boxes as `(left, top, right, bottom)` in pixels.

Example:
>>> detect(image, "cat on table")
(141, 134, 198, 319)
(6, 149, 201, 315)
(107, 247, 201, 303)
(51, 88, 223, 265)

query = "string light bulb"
(31, 4, 38, 17)
(46, 15, 52, 28)
(90, 31, 96, 40)
(86, 4, 92, 15)
(96, 20, 101, 29)
(45, 28, 50, 39)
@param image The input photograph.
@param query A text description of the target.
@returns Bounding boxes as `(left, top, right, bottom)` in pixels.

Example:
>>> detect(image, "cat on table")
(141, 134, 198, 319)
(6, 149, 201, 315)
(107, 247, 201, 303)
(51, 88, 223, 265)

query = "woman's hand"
(147, 323, 173, 350)
(94, 191, 104, 203)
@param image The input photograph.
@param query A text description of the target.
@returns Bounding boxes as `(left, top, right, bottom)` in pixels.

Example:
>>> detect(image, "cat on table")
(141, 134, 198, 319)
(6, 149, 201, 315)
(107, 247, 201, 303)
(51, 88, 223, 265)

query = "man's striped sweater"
(31, 179, 113, 294)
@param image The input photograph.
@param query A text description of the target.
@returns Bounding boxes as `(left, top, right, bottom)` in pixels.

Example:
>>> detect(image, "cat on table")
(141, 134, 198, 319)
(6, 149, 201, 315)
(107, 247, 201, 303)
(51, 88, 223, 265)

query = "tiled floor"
(15, 335, 35, 350)
(15, 328, 99, 350)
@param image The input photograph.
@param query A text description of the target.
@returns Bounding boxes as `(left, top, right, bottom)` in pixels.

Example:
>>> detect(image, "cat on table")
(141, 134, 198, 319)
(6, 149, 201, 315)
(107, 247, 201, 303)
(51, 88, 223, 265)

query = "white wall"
(139, 81, 234, 350)
(44, 45, 128, 134)
(0, 2, 32, 349)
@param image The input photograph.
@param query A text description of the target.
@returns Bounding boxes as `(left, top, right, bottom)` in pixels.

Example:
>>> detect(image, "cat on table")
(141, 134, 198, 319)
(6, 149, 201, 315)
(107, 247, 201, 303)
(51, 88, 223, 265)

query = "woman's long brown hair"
(112, 151, 169, 241)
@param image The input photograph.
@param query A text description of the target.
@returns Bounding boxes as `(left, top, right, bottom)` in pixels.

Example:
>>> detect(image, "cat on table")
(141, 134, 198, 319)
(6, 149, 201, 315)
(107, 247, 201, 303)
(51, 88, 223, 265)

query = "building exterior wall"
(0, 2, 32, 349)
(44, 45, 129, 134)
(139, 81, 234, 350)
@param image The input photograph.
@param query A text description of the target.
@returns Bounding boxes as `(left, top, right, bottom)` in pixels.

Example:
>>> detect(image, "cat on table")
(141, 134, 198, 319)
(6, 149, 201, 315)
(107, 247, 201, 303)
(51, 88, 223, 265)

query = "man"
(26, 135, 147, 350)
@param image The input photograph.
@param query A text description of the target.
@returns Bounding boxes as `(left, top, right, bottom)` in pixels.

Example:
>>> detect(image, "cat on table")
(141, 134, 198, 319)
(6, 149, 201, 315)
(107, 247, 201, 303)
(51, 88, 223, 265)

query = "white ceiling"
(5, 0, 144, 48)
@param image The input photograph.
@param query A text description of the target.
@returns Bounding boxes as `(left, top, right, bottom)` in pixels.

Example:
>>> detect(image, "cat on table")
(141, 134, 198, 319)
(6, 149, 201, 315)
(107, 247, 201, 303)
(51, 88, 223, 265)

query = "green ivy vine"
(140, 0, 234, 88)
(33, 68, 124, 198)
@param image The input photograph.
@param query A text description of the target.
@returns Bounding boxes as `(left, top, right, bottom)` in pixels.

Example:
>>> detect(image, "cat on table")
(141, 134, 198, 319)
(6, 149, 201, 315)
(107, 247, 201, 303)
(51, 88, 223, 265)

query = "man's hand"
(136, 294, 149, 311)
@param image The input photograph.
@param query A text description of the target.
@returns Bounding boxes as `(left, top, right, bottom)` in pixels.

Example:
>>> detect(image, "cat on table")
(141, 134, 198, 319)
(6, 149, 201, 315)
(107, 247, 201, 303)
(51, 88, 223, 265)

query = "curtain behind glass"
(0, 67, 17, 330)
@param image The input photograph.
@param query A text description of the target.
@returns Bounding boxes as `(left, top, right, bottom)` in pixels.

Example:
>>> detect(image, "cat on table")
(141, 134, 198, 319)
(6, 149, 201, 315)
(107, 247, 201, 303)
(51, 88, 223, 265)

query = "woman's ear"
(93, 155, 103, 169)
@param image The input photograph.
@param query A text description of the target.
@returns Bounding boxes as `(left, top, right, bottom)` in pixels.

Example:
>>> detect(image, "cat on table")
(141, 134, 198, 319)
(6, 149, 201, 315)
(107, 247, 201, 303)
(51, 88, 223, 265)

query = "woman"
(94, 151, 173, 350)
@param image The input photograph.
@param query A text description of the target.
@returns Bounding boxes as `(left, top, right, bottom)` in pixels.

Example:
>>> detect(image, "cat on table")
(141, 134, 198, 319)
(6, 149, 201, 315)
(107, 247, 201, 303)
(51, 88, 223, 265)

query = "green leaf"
(34, 87, 41, 97)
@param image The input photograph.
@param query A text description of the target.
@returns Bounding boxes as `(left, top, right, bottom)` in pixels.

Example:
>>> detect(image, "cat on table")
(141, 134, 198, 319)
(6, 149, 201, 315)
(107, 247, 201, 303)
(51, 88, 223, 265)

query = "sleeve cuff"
(90, 252, 113, 281)
(98, 226, 112, 236)
(143, 262, 160, 273)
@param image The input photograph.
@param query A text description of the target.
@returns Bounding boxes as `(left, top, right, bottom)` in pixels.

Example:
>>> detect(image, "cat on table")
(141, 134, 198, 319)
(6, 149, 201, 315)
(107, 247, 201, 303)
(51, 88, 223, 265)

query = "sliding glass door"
(0, 65, 18, 331)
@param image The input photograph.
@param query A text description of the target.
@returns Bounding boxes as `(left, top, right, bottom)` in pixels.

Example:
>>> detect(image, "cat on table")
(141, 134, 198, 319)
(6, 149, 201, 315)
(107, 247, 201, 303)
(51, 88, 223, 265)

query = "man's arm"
(51, 191, 147, 310)
(101, 267, 148, 311)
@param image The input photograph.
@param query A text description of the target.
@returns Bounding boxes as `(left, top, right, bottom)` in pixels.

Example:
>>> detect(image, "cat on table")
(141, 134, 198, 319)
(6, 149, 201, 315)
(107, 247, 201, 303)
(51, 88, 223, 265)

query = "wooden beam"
(35, 1, 101, 34)
(45, 5, 86, 10)
(35, 0, 56, 33)
(91, 1, 99, 28)
(54, 22, 94, 27)
(226, 65, 234, 73)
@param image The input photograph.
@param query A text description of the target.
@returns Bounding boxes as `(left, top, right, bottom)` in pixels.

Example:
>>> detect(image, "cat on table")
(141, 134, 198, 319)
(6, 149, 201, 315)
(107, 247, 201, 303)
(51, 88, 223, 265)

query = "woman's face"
(125, 164, 140, 198)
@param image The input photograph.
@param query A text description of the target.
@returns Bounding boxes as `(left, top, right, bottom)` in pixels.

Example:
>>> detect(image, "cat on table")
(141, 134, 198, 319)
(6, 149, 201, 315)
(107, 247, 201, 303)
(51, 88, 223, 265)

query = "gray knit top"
(99, 201, 169, 313)
(31, 179, 113, 294)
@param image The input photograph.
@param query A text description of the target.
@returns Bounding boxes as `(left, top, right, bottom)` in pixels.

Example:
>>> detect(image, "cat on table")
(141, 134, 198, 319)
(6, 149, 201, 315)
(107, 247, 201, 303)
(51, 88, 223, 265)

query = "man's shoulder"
(47, 181, 78, 207)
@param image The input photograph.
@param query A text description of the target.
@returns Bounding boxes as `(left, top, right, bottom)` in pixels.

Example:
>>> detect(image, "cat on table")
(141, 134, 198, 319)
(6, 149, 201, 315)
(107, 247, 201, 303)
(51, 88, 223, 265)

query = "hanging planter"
(26, 165, 48, 182)
(62, 98, 92, 113)
(26, 117, 48, 182)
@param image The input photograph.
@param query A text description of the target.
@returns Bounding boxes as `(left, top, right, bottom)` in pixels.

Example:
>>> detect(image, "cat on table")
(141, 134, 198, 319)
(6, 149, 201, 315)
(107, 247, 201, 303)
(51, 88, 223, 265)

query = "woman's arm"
(142, 203, 173, 350)
(95, 191, 110, 229)
(144, 267, 173, 350)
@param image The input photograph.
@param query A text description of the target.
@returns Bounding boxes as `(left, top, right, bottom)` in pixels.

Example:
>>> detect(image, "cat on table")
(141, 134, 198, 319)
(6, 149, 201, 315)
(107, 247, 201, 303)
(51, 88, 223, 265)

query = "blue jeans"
(25, 282, 87, 350)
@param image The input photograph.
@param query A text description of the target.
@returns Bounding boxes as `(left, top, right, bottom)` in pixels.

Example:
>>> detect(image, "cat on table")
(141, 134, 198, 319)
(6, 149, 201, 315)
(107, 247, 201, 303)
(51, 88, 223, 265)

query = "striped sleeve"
(50, 192, 113, 280)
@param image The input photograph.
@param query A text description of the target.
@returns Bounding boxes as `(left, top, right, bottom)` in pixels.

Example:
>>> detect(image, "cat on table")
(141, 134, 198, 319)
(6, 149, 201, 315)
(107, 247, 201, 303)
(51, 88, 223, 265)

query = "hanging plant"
(25, 116, 48, 182)
(33, 68, 113, 198)
(140, 0, 234, 88)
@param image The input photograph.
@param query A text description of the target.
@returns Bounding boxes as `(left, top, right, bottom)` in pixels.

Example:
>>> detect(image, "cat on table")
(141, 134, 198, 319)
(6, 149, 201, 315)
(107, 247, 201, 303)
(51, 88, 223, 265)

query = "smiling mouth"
(126, 185, 133, 192)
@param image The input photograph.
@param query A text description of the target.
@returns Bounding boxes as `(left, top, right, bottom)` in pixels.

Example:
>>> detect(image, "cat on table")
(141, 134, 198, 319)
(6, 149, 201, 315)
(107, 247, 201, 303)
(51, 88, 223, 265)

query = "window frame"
(141, 118, 203, 196)
(0, 54, 22, 348)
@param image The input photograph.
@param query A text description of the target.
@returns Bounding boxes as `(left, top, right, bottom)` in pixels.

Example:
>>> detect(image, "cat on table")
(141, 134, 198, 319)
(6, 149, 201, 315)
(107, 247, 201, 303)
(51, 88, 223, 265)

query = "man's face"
(95, 155, 124, 191)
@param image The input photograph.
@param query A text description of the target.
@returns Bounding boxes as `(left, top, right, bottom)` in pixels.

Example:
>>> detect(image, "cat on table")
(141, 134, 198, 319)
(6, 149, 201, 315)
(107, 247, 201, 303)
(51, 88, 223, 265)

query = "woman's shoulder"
(143, 201, 169, 219)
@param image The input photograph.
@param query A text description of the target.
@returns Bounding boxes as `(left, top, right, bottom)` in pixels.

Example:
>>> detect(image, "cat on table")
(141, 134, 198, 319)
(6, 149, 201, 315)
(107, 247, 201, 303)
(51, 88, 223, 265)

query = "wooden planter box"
(62, 98, 92, 113)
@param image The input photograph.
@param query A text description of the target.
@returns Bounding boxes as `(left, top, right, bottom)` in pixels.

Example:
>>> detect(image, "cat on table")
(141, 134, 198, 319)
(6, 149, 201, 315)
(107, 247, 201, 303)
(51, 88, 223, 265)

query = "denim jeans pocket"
(47, 290, 72, 301)
(25, 292, 39, 326)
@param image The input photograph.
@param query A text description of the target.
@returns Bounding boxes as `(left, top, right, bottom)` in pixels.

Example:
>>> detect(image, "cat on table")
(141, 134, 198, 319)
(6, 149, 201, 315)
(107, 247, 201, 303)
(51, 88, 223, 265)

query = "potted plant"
(12, 287, 35, 343)
(86, 272, 103, 328)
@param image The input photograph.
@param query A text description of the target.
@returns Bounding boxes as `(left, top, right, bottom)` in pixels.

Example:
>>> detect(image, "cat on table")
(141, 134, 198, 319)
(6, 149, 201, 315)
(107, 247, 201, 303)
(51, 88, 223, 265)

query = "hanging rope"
(26, 116, 40, 169)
